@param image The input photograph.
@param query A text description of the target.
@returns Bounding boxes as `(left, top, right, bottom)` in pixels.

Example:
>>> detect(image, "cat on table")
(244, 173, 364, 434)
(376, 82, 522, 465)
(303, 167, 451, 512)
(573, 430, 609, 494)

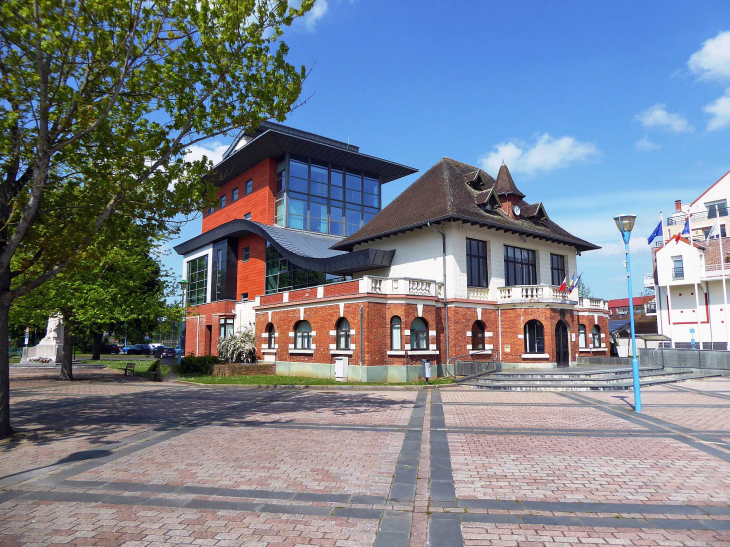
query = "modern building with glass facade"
(175, 123, 609, 378)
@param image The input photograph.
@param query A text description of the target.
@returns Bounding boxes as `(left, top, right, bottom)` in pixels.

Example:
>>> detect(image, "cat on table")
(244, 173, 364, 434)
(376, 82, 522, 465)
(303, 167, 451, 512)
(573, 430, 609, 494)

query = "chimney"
(675, 199, 682, 211)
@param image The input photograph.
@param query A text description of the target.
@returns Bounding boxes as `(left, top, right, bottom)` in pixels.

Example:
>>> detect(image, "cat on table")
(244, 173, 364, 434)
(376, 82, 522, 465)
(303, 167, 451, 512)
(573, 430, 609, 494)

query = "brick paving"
(0, 367, 728, 546)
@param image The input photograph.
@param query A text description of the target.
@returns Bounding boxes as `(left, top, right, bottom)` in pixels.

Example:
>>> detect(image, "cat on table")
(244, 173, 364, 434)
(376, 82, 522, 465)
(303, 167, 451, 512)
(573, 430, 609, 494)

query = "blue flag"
(567, 273, 576, 292)
(682, 218, 690, 235)
(647, 220, 663, 245)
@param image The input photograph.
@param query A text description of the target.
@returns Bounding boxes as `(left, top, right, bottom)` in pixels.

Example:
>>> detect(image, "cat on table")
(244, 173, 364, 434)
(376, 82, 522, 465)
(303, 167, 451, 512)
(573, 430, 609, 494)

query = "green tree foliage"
(0, 0, 314, 436)
(578, 280, 592, 298)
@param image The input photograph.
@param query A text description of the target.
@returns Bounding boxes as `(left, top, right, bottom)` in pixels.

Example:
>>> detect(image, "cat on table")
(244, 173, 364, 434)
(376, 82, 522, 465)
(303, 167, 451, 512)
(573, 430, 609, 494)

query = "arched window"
(267, 323, 276, 349)
(294, 320, 312, 349)
(578, 325, 587, 348)
(524, 320, 544, 354)
(390, 316, 402, 350)
(472, 321, 485, 350)
(336, 318, 351, 350)
(592, 325, 601, 348)
(410, 318, 429, 350)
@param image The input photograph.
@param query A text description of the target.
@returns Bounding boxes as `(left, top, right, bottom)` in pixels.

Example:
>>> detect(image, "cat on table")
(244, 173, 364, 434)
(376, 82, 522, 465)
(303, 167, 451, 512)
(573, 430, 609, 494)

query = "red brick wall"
(445, 306, 499, 361)
(322, 280, 360, 298)
(184, 301, 237, 357)
(202, 158, 276, 233)
(574, 310, 610, 359)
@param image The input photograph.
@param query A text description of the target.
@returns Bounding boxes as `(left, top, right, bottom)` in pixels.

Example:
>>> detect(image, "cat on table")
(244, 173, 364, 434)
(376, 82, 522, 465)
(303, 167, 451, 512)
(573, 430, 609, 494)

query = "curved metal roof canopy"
(173, 220, 394, 275)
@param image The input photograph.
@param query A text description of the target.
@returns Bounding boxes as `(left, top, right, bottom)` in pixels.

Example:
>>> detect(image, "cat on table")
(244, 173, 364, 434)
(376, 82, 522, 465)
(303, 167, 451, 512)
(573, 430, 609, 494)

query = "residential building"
(607, 296, 655, 318)
(174, 124, 609, 379)
(650, 169, 730, 349)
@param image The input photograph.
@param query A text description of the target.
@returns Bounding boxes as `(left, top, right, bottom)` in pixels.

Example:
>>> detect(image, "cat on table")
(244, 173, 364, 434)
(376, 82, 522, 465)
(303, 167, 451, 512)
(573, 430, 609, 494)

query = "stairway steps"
(477, 370, 692, 384)
(488, 366, 663, 380)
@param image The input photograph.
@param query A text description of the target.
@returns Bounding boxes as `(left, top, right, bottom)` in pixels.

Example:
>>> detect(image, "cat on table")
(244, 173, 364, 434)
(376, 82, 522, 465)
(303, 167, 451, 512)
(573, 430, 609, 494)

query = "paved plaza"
(1, 368, 730, 546)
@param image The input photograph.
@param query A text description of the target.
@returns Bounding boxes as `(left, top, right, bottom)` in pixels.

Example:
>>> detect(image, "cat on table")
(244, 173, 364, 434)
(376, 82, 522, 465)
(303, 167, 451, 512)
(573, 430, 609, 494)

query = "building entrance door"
(555, 321, 569, 367)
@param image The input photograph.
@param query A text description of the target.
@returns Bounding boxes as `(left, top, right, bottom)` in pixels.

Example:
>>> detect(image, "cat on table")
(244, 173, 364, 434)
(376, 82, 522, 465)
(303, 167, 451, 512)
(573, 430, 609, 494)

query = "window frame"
(267, 324, 276, 349)
(578, 324, 587, 348)
(336, 318, 351, 350)
(390, 316, 402, 350)
(219, 317, 234, 340)
(410, 318, 429, 351)
(219, 194, 226, 208)
(294, 320, 312, 350)
(232, 187, 239, 202)
(244, 179, 253, 196)
(592, 325, 601, 348)
(504, 245, 537, 287)
(550, 254, 566, 287)
(472, 321, 485, 350)
(186, 255, 208, 306)
(466, 238, 489, 288)
(241, 246, 250, 263)
(244, 212, 251, 220)
(524, 320, 545, 354)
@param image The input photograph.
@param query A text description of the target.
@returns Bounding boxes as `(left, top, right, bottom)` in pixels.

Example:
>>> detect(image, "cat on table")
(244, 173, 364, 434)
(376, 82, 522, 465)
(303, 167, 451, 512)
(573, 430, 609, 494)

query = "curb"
(173, 381, 450, 391)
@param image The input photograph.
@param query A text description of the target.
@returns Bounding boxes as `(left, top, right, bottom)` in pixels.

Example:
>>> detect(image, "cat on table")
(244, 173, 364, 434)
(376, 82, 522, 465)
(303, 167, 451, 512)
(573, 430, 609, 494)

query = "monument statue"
(20, 314, 64, 364)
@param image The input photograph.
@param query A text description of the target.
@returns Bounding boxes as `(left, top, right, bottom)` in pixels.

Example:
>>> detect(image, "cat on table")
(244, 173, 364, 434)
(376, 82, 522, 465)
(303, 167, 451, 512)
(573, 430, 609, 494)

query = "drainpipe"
(359, 305, 364, 366)
(427, 221, 450, 371)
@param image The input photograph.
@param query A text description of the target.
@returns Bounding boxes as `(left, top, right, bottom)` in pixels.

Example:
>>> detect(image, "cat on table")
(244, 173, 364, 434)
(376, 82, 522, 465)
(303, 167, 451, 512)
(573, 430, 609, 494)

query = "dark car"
(123, 344, 151, 356)
(103, 344, 121, 354)
(153, 346, 176, 359)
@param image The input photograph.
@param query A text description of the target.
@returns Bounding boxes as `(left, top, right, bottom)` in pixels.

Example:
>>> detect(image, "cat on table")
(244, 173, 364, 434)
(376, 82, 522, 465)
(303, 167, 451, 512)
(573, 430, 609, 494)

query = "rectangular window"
(466, 238, 488, 287)
(550, 254, 566, 287)
(244, 180, 253, 196)
(275, 160, 286, 195)
(244, 212, 251, 220)
(241, 247, 250, 262)
(219, 195, 226, 208)
(186, 256, 208, 306)
(209, 205, 215, 215)
(504, 245, 537, 287)
(706, 199, 728, 219)
(309, 199, 328, 233)
(241, 292, 249, 302)
(232, 187, 239, 202)
(219, 318, 234, 340)
(215, 249, 223, 301)
(672, 256, 684, 280)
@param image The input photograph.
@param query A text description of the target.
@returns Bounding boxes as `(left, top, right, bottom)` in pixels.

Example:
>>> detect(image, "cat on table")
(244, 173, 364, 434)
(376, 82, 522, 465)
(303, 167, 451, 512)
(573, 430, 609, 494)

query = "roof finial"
(502, 159, 505, 165)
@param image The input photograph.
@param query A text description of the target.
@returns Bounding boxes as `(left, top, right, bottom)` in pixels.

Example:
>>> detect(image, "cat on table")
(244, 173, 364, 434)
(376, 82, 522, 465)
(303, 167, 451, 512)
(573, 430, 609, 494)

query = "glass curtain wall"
(186, 256, 208, 305)
(263, 243, 350, 294)
(277, 155, 380, 236)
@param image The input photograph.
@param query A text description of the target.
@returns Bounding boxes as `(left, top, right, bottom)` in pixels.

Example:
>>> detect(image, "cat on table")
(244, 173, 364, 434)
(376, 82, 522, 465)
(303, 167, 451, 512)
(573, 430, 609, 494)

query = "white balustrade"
(498, 285, 578, 304)
(361, 276, 443, 298)
(466, 287, 490, 301)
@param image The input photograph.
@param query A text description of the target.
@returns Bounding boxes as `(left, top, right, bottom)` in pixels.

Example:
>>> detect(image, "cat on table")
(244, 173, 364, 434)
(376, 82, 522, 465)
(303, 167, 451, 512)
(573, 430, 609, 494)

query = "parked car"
(153, 346, 176, 358)
(103, 344, 121, 354)
(123, 344, 151, 355)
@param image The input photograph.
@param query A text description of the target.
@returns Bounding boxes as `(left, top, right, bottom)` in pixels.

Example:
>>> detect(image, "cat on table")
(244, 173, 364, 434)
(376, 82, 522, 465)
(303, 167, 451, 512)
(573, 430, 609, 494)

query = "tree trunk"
(59, 324, 73, 381)
(0, 302, 14, 438)
(91, 330, 102, 361)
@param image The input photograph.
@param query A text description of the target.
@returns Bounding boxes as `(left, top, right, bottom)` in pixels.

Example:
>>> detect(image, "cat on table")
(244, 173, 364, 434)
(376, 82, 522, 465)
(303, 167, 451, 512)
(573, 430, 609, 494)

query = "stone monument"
(20, 315, 64, 364)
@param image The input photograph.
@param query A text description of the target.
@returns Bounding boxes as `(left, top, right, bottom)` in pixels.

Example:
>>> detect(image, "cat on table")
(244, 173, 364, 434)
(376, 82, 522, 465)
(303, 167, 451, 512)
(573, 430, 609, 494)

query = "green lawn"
(100, 359, 170, 379)
(177, 374, 454, 386)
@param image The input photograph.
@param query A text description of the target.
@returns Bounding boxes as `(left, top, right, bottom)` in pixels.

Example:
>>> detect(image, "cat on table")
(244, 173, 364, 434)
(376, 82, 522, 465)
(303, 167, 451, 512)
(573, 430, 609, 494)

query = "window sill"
(469, 350, 493, 355)
(521, 353, 550, 359)
(408, 350, 439, 355)
(330, 350, 353, 356)
(591, 347, 607, 352)
(261, 349, 277, 354)
(387, 350, 406, 356)
(578, 348, 592, 353)
(289, 349, 314, 355)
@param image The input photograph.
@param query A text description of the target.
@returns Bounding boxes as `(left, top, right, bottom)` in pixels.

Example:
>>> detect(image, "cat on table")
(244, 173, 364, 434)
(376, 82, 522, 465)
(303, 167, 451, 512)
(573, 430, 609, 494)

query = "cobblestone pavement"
(0, 368, 729, 546)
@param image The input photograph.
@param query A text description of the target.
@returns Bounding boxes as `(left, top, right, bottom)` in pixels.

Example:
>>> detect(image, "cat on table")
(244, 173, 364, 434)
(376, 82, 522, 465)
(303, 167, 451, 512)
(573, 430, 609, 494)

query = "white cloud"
(688, 30, 730, 81)
(635, 136, 661, 151)
(479, 133, 600, 177)
(303, 0, 329, 30)
(704, 88, 730, 131)
(185, 141, 229, 166)
(634, 103, 695, 134)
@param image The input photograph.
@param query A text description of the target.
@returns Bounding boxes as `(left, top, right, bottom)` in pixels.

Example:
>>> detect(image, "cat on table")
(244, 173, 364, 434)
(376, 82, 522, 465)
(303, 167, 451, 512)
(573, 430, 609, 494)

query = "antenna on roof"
(502, 159, 505, 165)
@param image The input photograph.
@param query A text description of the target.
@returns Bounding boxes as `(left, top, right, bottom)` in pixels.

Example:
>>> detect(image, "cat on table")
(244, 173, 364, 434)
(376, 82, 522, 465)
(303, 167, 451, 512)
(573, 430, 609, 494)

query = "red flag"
(558, 276, 567, 292)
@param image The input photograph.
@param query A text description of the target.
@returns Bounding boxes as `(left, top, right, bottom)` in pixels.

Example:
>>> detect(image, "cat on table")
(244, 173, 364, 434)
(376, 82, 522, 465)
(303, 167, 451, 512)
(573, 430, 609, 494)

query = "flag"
(567, 273, 576, 292)
(673, 218, 690, 243)
(647, 221, 663, 245)
(574, 273, 583, 292)
(706, 218, 721, 244)
(558, 276, 567, 292)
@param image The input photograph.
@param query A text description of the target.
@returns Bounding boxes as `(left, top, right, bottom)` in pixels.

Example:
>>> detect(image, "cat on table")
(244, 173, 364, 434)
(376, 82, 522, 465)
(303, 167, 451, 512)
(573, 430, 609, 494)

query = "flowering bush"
(217, 322, 257, 364)
(29, 356, 53, 363)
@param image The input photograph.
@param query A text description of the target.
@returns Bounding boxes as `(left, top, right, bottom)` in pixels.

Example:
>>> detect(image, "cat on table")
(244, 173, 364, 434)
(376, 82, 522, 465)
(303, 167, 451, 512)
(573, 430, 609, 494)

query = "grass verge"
(177, 374, 455, 386)
(100, 359, 171, 380)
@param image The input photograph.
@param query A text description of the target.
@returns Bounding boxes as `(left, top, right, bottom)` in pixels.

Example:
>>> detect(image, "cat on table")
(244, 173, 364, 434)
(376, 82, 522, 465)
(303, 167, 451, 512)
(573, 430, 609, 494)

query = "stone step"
(477, 369, 691, 384)
(488, 366, 663, 380)
(461, 372, 723, 391)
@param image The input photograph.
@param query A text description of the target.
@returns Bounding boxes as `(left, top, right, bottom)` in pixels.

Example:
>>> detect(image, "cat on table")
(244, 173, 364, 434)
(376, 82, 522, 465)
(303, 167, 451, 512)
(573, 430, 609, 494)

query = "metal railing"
(667, 207, 728, 226)
(643, 272, 655, 288)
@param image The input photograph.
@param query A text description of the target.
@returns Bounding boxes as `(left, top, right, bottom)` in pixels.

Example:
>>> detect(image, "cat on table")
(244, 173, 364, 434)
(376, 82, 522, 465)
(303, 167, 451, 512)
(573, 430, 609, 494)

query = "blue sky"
(166, 0, 730, 300)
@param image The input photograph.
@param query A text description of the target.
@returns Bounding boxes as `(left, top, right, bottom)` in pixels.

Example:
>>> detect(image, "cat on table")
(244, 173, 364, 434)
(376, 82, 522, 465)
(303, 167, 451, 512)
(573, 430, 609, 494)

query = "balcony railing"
(466, 287, 490, 301)
(703, 263, 730, 279)
(645, 301, 657, 314)
(644, 272, 656, 288)
(672, 267, 684, 280)
(498, 285, 575, 304)
(363, 276, 443, 298)
(579, 297, 609, 311)
(667, 207, 728, 226)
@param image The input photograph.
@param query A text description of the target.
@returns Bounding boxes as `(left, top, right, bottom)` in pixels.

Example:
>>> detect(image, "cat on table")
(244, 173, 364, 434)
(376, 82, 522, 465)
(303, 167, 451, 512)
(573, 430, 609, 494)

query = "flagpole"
(660, 212, 674, 348)
(688, 213, 703, 348)
(719, 228, 730, 349)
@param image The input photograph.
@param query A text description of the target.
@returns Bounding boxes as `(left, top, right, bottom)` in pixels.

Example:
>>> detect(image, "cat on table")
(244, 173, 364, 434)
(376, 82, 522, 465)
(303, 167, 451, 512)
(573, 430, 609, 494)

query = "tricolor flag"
(567, 274, 577, 292)
(673, 218, 690, 243)
(706, 218, 721, 244)
(558, 276, 567, 292)
(647, 221, 662, 245)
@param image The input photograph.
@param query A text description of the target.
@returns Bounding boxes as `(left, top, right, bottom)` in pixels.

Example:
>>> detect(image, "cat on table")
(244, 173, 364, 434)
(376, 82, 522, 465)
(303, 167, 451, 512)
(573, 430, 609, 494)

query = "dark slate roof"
(609, 320, 631, 334)
(173, 220, 394, 275)
(332, 157, 600, 253)
(495, 164, 526, 198)
(207, 122, 418, 186)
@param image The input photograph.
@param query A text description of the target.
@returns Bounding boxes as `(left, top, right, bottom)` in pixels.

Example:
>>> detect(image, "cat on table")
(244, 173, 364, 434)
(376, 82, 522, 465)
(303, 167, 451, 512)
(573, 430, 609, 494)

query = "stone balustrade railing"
(361, 276, 443, 298)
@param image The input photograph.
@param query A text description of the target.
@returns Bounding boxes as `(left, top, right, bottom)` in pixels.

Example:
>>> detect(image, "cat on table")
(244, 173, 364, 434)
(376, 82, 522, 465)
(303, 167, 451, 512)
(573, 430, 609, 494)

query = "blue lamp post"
(177, 280, 189, 366)
(614, 214, 642, 412)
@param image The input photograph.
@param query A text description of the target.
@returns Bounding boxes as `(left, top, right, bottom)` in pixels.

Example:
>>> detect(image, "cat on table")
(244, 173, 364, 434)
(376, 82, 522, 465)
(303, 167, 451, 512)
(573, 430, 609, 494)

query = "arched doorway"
(555, 321, 569, 367)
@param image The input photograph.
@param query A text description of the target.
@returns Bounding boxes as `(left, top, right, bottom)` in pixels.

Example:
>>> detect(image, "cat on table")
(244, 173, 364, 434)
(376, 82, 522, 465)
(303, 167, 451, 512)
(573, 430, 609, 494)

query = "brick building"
(174, 123, 609, 380)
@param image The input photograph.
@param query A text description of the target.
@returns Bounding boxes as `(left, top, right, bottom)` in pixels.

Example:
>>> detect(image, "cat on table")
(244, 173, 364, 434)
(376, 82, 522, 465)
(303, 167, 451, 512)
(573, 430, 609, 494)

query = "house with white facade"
(651, 169, 730, 349)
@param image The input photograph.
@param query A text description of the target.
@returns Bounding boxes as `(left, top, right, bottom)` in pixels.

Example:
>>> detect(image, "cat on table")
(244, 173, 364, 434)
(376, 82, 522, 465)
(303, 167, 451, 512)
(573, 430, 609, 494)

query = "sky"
(165, 0, 730, 300)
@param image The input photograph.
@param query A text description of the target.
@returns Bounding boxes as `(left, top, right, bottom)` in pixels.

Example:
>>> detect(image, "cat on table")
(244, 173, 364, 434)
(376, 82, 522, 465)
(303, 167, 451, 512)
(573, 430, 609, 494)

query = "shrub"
(179, 355, 221, 374)
(217, 323, 257, 364)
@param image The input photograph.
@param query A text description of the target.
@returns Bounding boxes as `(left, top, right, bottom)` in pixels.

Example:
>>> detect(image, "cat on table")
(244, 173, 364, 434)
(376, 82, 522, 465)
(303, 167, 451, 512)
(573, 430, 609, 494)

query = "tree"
(0, 0, 314, 437)
(578, 280, 592, 298)
(10, 223, 175, 379)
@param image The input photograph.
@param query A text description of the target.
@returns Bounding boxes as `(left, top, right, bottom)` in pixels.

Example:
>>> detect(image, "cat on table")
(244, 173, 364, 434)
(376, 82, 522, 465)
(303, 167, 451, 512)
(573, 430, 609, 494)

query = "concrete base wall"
(274, 361, 454, 382)
(576, 356, 633, 366)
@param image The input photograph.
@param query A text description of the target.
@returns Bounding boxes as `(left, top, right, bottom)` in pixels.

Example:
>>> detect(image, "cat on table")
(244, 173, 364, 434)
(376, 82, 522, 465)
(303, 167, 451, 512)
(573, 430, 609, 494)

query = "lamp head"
(178, 280, 189, 289)
(613, 214, 636, 234)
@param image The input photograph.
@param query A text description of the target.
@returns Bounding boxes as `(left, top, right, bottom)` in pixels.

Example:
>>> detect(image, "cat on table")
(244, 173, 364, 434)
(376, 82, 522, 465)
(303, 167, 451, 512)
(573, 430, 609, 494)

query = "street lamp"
(178, 280, 189, 366)
(613, 214, 642, 412)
